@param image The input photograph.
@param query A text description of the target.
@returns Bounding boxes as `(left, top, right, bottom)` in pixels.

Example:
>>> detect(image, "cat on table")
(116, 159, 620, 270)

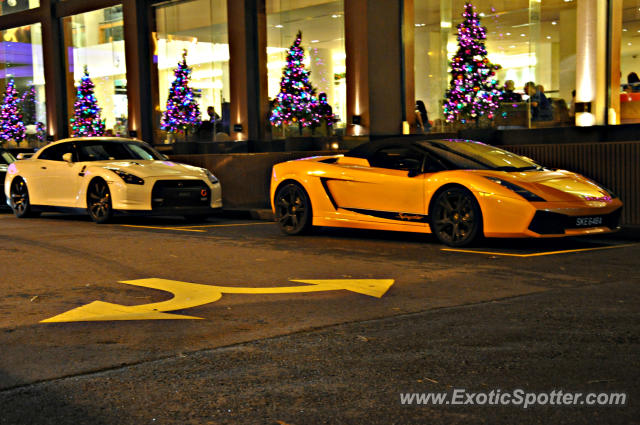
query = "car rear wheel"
(87, 179, 113, 224)
(275, 182, 312, 235)
(431, 187, 482, 247)
(10, 178, 39, 218)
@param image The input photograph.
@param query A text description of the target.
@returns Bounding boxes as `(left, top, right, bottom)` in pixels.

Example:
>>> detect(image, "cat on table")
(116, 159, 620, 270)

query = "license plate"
(178, 192, 192, 198)
(575, 216, 603, 227)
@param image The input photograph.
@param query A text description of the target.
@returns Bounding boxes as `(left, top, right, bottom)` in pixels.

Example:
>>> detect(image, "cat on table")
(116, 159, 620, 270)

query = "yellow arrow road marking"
(41, 278, 395, 323)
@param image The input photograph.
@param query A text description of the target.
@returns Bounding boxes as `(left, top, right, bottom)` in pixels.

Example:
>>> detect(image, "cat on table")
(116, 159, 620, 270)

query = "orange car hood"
(475, 170, 613, 202)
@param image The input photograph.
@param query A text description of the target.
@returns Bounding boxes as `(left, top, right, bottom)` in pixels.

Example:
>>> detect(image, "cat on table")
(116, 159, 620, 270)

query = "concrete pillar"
(345, 0, 403, 136)
(559, 8, 576, 109)
(123, 0, 153, 142)
(609, 0, 622, 125)
(575, 0, 607, 126)
(227, 0, 268, 141)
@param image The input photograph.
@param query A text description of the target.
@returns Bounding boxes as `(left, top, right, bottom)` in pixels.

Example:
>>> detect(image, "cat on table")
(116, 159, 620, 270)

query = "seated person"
(524, 82, 553, 121)
(628, 72, 640, 93)
(501, 80, 522, 102)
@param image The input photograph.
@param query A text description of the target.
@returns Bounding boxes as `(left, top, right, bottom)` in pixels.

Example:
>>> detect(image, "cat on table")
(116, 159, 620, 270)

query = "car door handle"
(41, 166, 47, 170)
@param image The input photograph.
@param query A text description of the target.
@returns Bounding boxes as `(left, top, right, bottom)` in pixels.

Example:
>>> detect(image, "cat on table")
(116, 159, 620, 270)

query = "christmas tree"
(161, 50, 201, 136)
(270, 31, 320, 131)
(0, 79, 26, 145)
(21, 85, 37, 125)
(443, 2, 501, 123)
(70, 66, 105, 137)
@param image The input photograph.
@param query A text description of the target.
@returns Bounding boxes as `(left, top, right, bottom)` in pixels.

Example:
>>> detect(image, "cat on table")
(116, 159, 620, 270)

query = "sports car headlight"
(204, 169, 219, 184)
(484, 176, 546, 202)
(109, 169, 144, 185)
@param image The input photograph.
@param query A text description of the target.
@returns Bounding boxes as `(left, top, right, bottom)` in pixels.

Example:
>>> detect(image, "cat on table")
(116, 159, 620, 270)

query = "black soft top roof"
(345, 138, 468, 159)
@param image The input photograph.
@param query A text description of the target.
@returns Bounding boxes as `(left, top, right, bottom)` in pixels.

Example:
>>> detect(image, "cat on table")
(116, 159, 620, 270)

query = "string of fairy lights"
(270, 30, 334, 131)
(70, 66, 106, 137)
(443, 2, 502, 124)
(161, 49, 201, 135)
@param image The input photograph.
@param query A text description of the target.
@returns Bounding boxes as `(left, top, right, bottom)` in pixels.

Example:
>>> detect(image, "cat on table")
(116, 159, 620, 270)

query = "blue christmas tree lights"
(70, 66, 106, 137)
(161, 50, 201, 136)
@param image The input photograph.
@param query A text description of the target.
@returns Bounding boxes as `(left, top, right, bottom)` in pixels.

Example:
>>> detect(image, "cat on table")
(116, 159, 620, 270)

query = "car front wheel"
(87, 179, 113, 224)
(275, 182, 312, 235)
(10, 178, 39, 218)
(431, 187, 482, 247)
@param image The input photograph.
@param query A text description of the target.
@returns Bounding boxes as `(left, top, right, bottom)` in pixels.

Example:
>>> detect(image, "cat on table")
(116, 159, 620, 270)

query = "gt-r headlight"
(484, 176, 546, 202)
(108, 169, 144, 185)
(204, 169, 219, 184)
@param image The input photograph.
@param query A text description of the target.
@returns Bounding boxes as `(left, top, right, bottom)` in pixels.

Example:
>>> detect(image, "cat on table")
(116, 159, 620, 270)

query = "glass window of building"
(620, 0, 640, 124)
(63, 5, 127, 137)
(0, 0, 39, 17)
(153, 0, 229, 144)
(267, 0, 346, 137)
(0, 23, 46, 148)
(414, 0, 576, 132)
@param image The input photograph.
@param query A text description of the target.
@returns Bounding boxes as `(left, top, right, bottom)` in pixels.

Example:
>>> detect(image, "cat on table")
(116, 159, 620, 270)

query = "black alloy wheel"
(10, 178, 39, 218)
(431, 187, 482, 247)
(87, 179, 113, 224)
(275, 183, 312, 235)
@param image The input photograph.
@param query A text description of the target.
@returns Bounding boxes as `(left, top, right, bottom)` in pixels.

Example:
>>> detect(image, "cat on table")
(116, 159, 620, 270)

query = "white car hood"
(90, 160, 206, 179)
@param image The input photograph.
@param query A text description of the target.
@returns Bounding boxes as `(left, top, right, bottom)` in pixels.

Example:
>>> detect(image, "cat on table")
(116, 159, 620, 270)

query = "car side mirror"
(62, 152, 74, 163)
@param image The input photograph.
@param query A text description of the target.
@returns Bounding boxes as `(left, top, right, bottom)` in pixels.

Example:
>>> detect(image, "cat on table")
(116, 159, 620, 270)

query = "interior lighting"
(576, 112, 595, 127)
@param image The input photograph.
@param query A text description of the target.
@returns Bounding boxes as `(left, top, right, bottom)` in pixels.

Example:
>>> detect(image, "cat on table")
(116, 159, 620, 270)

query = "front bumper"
(108, 177, 222, 212)
(117, 206, 223, 217)
(478, 193, 623, 238)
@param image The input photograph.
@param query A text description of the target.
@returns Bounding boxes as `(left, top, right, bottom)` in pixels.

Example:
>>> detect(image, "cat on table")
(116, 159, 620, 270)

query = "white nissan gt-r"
(4, 137, 222, 223)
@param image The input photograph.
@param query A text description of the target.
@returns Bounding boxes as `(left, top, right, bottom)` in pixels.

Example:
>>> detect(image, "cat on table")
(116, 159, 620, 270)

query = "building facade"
(0, 0, 635, 147)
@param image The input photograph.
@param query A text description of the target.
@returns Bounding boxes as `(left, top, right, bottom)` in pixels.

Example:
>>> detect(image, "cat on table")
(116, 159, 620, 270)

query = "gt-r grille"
(528, 208, 622, 235)
(151, 180, 210, 209)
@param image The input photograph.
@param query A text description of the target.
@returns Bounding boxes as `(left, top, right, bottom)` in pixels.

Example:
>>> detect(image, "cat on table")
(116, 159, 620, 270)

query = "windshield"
(420, 140, 541, 171)
(76, 141, 162, 162)
(0, 150, 15, 165)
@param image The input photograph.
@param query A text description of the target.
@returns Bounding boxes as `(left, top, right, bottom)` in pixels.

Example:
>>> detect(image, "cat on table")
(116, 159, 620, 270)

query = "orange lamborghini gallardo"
(270, 138, 623, 247)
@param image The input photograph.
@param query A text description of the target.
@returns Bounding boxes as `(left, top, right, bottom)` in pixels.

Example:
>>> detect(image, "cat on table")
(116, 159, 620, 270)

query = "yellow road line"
(119, 222, 272, 232)
(178, 222, 273, 229)
(441, 243, 639, 257)
(120, 225, 206, 232)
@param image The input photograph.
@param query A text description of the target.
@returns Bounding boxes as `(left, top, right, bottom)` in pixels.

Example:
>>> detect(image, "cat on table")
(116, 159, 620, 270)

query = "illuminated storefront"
(0, 0, 633, 147)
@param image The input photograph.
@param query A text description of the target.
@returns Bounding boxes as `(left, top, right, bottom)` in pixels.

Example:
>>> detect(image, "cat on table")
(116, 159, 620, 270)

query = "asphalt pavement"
(0, 211, 638, 424)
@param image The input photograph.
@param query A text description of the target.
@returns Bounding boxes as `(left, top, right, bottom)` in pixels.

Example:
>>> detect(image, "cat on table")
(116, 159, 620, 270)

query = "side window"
(369, 147, 425, 172)
(38, 143, 76, 161)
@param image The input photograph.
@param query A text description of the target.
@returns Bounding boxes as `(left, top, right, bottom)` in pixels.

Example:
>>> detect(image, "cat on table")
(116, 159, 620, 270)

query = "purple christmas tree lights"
(270, 31, 321, 130)
(70, 66, 105, 137)
(161, 50, 201, 135)
(443, 2, 501, 123)
(0, 79, 26, 145)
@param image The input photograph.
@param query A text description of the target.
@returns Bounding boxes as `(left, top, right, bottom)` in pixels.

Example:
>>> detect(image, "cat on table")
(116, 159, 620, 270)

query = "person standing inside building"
(415, 100, 431, 133)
